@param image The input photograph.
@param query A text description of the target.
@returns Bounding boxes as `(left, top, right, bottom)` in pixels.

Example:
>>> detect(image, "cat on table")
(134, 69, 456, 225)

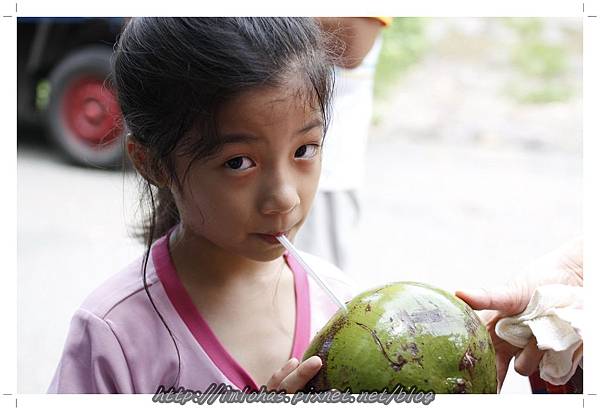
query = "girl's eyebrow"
(220, 119, 323, 145)
(298, 119, 323, 134)
(220, 133, 260, 145)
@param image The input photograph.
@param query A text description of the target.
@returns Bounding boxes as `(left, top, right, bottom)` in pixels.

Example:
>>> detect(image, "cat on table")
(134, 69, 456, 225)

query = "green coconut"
(302, 282, 497, 394)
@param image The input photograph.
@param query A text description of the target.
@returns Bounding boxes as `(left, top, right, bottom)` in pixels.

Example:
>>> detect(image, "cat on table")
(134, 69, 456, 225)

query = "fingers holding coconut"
(266, 357, 299, 391)
(513, 337, 544, 376)
(276, 356, 322, 393)
(484, 321, 521, 392)
(455, 285, 527, 316)
(495, 349, 518, 392)
(495, 356, 508, 393)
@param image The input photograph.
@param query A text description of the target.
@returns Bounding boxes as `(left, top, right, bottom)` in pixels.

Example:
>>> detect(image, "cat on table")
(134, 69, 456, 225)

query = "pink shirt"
(47, 229, 356, 394)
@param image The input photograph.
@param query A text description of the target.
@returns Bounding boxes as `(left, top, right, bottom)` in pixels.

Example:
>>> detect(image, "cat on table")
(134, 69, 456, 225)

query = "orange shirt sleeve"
(372, 17, 393, 27)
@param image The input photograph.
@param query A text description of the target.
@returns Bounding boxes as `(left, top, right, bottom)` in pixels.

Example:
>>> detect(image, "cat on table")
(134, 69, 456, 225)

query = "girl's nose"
(259, 176, 300, 216)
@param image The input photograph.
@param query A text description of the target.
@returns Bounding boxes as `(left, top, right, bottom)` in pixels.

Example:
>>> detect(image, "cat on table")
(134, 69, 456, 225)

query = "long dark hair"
(111, 17, 335, 389)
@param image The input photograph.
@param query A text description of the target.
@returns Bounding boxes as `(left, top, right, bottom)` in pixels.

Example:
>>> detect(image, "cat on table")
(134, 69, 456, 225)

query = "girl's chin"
(247, 244, 287, 262)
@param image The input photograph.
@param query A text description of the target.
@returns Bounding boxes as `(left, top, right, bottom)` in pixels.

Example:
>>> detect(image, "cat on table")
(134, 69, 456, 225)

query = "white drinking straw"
(276, 234, 348, 313)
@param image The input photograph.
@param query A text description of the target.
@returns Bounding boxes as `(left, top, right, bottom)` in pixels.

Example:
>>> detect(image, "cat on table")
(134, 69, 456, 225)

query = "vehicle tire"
(46, 45, 126, 168)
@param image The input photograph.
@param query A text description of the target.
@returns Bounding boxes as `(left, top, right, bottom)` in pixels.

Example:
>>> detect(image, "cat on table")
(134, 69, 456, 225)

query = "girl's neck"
(168, 223, 286, 289)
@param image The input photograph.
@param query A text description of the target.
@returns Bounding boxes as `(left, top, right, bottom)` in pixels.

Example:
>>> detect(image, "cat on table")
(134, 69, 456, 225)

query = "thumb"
(455, 286, 526, 315)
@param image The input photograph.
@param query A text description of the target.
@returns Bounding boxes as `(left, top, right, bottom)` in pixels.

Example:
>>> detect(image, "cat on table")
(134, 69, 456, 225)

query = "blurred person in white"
(295, 17, 391, 275)
(456, 238, 583, 393)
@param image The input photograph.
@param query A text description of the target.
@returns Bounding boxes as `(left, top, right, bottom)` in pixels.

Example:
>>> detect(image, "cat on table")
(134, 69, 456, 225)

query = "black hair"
(111, 17, 335, 389)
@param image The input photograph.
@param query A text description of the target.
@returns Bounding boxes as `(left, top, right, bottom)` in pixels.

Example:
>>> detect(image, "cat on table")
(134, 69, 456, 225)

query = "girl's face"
(171, 79, 323, 262)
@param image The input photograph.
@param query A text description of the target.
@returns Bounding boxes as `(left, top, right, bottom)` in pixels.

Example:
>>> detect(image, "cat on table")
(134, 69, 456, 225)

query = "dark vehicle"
(18, 17, 126, 168)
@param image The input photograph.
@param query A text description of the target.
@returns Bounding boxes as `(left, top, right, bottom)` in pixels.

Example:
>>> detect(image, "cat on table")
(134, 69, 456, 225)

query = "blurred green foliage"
(512, 42, 567, 78)
(503, 18, 573, 104)
(374, 18, 429, 99)
(511, 82, 571, 104)
(503, 18, 543, 39)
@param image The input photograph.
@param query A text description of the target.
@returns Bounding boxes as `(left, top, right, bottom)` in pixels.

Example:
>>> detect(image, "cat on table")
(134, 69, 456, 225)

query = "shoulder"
(296, 251, 359, 298)
(77, 253, 154, 320)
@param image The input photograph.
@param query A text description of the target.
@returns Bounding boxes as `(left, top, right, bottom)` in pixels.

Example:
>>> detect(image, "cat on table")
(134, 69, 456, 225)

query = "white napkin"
(495, 284, 583, 385)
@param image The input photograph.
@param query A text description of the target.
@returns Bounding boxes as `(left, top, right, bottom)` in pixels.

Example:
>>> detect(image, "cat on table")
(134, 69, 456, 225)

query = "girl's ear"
(126, 134, 169, 188)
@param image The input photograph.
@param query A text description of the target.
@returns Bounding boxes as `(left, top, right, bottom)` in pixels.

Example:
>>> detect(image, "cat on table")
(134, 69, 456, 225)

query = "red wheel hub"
(62, 77, 123, 148)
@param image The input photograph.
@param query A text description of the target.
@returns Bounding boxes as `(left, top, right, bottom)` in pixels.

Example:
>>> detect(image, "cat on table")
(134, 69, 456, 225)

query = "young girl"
(47, 17, 356, 394)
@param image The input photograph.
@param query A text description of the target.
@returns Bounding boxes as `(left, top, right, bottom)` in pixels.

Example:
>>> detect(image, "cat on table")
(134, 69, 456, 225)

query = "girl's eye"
(224, 156, 254, 171)
(294, 144, 320, 159)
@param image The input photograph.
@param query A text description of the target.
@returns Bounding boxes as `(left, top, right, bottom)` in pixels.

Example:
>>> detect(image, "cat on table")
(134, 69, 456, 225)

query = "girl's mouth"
(256, 231, 289, 244)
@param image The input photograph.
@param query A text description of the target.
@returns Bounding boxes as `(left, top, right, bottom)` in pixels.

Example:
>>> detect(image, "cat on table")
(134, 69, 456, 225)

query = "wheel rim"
(61, 76, 123, 149)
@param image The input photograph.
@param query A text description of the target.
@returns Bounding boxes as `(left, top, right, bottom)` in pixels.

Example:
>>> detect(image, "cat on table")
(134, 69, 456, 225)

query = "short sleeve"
(47, 308, 134, 393)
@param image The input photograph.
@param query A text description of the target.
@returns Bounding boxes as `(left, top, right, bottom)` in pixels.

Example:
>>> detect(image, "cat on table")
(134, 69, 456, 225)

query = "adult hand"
(265, 356, 322, 393)
(455, 238, 582, 391)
